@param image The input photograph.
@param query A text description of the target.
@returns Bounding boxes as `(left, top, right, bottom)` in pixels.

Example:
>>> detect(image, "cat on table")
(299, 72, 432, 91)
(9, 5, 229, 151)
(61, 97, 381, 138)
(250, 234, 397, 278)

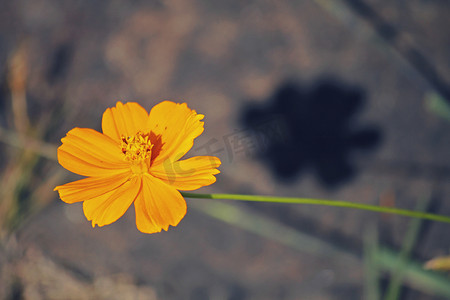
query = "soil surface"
(1, 0, 449, 299)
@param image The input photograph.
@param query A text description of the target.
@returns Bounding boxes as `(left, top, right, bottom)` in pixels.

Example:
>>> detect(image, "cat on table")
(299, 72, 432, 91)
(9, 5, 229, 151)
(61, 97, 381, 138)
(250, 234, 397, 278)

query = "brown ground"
(0, 0, 449, 299)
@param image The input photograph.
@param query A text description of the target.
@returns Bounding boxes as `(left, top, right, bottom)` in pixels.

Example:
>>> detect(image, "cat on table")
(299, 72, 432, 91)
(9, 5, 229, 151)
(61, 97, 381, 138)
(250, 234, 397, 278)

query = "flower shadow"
(241, 78, 382, 189)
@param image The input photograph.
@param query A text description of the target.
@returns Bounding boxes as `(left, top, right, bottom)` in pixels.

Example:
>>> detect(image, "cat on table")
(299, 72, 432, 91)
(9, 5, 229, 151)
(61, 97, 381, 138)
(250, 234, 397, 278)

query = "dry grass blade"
(424, 256, 450, 272)
(7, 41, 30, 136)
(0, 42, 58, 237)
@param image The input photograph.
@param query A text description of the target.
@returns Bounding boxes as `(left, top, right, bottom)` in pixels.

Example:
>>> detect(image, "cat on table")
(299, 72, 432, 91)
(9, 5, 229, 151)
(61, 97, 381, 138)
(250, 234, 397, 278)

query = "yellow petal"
(54, 171, 132, 203)
(135, 174, 187, 232)
(151, 156, 221, 191)
(83, 176, 141, 227)
(58, 128, 129, 177)
(102, 102, 149, 141)
(134, 192, 162, 234)
(146, 101, 204, 164)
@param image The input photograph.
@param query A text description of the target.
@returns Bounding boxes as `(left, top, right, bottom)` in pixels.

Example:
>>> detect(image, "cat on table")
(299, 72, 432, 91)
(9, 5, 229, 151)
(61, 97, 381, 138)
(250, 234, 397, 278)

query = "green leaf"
(425, 92, 450, 121)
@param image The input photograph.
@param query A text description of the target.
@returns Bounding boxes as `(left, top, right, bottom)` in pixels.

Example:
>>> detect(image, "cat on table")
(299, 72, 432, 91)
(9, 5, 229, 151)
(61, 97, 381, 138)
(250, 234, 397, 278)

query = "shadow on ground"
(241, 78, 382, 188)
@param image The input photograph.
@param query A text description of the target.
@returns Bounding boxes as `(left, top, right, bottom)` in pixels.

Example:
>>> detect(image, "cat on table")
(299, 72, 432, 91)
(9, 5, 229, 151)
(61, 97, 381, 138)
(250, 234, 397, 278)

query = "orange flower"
(54, 101, 221, 233)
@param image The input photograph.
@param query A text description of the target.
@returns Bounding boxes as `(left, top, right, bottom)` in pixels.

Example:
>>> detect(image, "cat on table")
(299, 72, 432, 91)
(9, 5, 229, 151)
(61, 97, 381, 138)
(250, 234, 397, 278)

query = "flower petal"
(146, 101, 204, 164)
(54, 171, 132, 204)
(135, 174, 187, 232)
(58, 128, 129, 177)
(151, 156, 221, 191)
(83, 176, 141, 227)
(134, 192, 162, 234)
(102, 102, 149, 141)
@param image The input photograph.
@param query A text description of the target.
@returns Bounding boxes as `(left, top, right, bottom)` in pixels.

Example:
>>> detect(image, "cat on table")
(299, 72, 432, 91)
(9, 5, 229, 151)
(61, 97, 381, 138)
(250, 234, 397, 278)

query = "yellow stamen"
(121, 131, 153, 162)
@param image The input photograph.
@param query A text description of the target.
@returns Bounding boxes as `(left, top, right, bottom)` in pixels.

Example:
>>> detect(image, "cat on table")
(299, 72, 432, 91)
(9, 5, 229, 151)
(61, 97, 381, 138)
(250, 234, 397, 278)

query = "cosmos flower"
(54, 101, 221, 233)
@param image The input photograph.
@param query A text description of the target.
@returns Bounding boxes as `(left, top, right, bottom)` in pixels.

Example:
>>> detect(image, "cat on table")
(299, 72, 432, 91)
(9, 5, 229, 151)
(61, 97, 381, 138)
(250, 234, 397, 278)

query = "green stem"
(181, 192, 450, 224)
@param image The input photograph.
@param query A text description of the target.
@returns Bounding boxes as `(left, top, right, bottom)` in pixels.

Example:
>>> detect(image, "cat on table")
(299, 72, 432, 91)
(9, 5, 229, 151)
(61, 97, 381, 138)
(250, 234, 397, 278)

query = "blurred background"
(0, 0, 450, 299)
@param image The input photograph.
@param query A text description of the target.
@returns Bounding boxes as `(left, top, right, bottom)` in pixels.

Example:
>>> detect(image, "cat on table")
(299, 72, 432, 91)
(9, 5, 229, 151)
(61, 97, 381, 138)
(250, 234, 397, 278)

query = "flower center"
(121, 131, 153, 162)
